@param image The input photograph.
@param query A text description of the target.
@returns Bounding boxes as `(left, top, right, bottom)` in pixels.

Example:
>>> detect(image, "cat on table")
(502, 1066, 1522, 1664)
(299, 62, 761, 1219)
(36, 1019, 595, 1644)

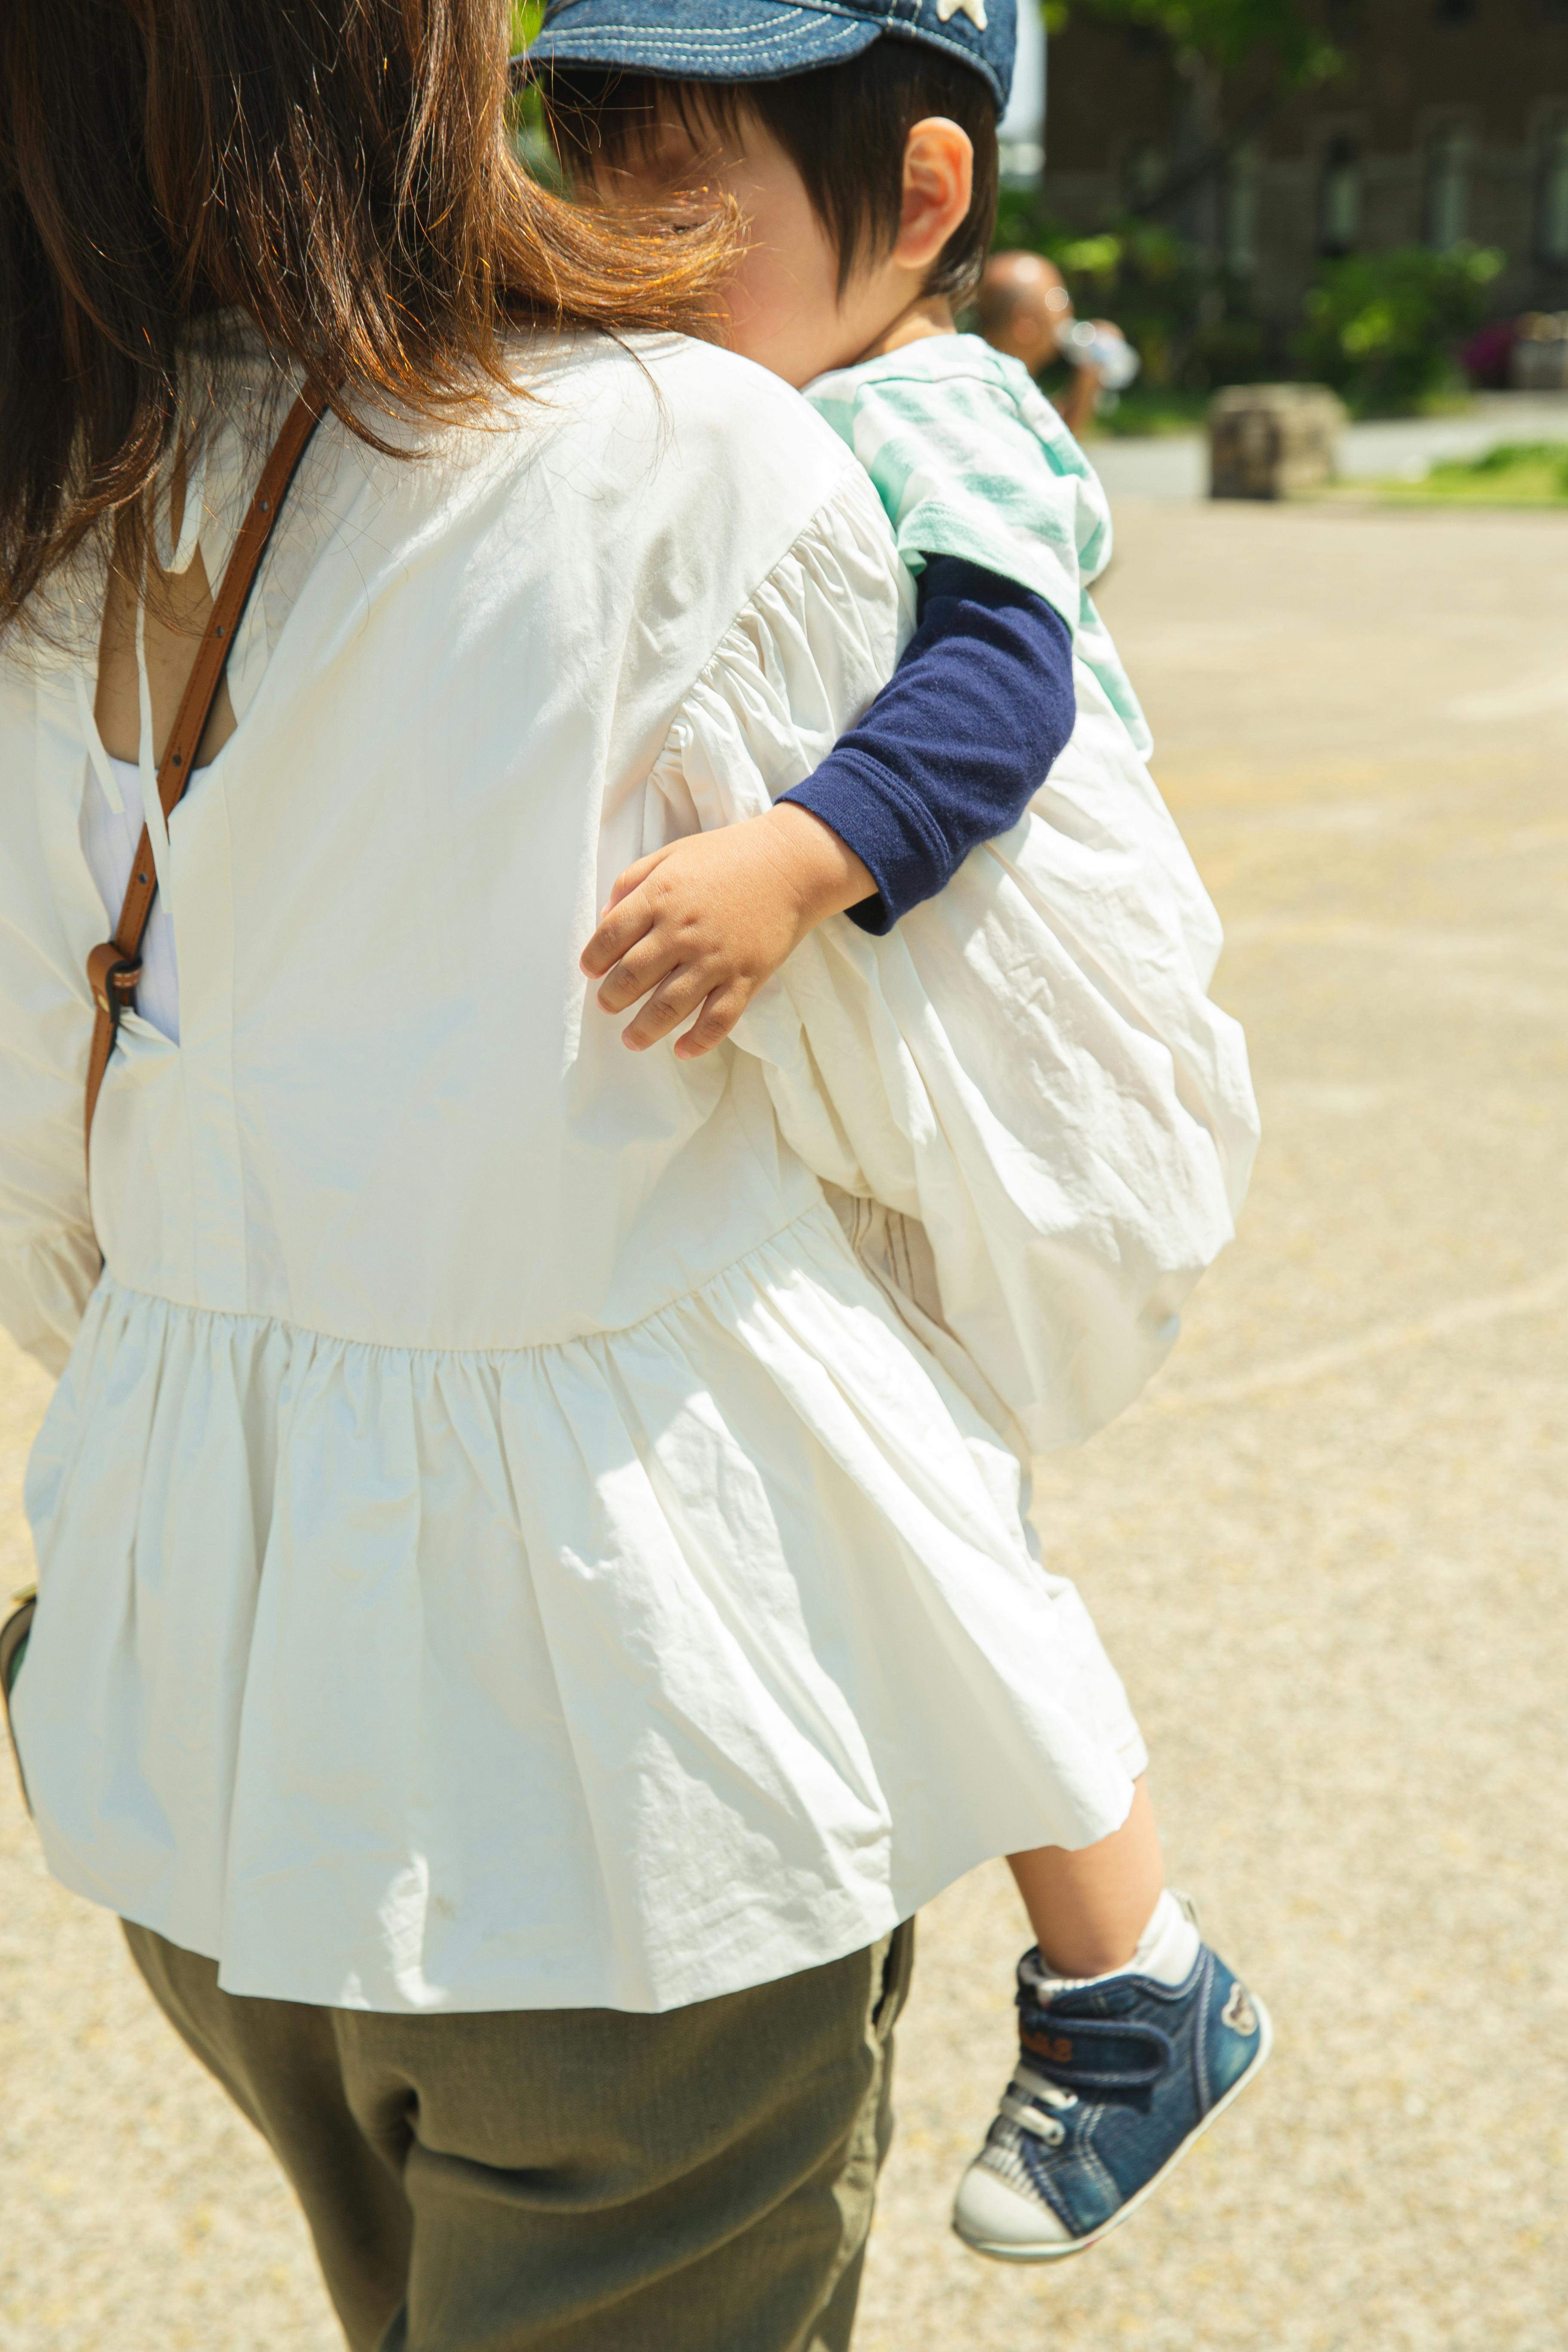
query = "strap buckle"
(1016, 2006, 1174, 2095)
(87, 943, 144, 1036)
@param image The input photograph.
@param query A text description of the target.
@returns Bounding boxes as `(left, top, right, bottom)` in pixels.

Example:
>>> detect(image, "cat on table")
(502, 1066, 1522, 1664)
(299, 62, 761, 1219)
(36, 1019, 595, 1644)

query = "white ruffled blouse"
(0, 331, 1255, 2012)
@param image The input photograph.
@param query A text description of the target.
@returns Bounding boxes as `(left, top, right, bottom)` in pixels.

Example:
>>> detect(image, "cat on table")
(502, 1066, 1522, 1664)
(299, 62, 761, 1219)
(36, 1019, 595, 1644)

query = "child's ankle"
(1028, 1888, 1198, 1993)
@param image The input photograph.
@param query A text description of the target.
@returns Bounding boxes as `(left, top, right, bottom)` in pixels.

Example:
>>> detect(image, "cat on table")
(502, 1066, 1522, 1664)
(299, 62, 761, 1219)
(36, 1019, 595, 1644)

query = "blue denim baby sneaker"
(952, 1893, 1271, 2260)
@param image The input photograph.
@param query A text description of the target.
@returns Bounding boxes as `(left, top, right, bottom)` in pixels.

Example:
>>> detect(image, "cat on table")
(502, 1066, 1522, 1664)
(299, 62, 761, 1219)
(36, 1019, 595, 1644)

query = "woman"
(0, 5, 1243, 2346)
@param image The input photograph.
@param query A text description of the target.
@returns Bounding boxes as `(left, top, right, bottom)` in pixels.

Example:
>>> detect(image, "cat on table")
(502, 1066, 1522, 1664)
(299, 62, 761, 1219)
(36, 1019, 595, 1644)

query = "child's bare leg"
(1006, 1778, 1164, 1976)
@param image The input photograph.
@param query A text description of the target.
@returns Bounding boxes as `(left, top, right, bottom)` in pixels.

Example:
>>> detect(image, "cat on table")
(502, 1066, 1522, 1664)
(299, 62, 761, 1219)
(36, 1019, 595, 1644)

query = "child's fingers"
(602, 848, 668, 913)
(583, 847, 677, 970)
(591, 920, 687, 1011)
(672, 983, 750, 1061)
(619, 963, 711, 1051)
(581, 888, 657, 980)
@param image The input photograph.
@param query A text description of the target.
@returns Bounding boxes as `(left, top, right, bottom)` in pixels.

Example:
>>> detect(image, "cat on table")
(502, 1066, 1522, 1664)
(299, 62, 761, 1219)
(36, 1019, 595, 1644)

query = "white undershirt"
(74, 420, 216, 1053)
(79, 753, 181, 1044)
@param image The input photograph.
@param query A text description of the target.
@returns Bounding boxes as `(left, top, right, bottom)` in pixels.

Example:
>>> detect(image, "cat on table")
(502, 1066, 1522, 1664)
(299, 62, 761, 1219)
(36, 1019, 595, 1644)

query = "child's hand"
(581, 804, 875, 1059)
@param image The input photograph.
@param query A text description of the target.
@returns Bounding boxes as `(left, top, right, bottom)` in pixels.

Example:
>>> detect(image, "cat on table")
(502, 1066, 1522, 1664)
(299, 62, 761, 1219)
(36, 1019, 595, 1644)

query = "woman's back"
(1, 331, 898, 1351)
(5, 321, 1154, 2018)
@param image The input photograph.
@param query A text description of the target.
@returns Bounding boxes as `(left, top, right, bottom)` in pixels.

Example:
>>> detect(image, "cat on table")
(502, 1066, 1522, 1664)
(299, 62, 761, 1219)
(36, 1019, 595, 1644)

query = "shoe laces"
(998, 2062, 1080, 2149)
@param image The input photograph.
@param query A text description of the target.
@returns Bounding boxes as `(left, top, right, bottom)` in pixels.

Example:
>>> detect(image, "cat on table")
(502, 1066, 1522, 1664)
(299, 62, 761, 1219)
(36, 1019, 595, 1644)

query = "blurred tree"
(989, 0, 1348, 398)
(1041, 0, 1344, 223)
(1293, 243, 1504, 412)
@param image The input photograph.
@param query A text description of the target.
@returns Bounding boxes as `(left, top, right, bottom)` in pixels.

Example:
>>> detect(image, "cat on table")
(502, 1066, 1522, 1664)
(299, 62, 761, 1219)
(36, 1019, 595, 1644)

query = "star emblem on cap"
(936, 0, 989, 26)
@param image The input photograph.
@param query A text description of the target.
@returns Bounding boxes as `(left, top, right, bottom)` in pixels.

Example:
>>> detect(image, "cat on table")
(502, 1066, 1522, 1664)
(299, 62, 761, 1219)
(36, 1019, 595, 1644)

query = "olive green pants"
(123, 1919, 915, 2352)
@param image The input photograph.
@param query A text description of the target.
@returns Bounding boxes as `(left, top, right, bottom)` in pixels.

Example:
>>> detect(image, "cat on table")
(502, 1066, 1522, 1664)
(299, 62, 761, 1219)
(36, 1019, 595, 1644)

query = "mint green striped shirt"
(805, 334, 1151, 756)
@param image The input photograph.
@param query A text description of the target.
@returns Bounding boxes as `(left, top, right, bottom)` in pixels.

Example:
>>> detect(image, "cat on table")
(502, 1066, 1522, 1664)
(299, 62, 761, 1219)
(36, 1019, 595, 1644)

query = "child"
(532, 0, 1269, 2263)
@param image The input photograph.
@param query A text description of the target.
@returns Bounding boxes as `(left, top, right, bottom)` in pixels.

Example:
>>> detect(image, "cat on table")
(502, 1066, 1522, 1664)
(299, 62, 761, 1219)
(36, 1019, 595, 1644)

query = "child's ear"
(895, 118, 974, 271)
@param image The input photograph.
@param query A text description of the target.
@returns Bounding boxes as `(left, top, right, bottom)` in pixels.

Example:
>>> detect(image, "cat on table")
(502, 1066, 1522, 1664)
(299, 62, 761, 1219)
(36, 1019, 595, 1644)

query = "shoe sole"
(952, 1993, 1274, 2265)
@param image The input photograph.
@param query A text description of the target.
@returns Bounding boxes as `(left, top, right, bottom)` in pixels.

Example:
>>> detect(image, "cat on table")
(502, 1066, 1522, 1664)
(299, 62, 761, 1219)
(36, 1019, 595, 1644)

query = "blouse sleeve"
(0, 671, 101, 1376)
(643, 481, 1260, 1454)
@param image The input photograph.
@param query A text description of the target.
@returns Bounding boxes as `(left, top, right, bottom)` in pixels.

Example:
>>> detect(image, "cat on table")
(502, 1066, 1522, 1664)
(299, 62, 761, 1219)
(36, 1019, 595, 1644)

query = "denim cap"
(523, 0, 1017, 113)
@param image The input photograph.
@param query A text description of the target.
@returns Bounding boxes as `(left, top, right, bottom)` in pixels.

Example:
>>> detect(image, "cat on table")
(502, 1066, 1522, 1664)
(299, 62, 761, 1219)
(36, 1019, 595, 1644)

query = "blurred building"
(1041, 0, 1568, 322)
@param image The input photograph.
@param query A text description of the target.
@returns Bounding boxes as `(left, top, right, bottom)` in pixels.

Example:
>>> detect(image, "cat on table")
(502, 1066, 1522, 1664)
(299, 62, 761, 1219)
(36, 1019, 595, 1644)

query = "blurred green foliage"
(993, 196, 1508, 419)
(1378, 441, 1568, 504)
(1294, 245, 1505, 414)
(507, 2, 564, 185)
(991, 199, 1273, 393)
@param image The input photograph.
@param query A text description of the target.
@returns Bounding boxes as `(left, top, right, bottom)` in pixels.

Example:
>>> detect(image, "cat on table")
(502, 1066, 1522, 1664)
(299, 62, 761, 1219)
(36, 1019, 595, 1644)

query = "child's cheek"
(723, 249, 844, 387)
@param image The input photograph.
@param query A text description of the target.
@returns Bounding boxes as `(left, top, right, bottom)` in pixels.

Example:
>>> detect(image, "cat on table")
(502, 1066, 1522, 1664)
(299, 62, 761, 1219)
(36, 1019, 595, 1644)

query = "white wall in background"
(999, 1, 1046, 181)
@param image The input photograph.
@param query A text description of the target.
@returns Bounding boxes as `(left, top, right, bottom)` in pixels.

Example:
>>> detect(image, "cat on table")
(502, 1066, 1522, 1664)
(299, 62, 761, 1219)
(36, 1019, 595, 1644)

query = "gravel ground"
(3, 497, 1564, 2351)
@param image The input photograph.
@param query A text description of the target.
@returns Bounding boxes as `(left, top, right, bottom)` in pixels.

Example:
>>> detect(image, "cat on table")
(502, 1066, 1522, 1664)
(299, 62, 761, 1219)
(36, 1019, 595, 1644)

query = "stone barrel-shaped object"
(1208, 384, 1347, 500)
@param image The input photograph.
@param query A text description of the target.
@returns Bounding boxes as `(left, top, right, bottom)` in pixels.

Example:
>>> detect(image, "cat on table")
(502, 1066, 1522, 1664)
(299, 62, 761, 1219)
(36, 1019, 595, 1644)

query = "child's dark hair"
(543, 42, 1001, 301)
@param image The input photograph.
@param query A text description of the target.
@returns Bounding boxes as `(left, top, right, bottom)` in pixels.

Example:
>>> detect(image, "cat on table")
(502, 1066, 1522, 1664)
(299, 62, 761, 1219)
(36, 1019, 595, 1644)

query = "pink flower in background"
(1463, 318, 1517, 389)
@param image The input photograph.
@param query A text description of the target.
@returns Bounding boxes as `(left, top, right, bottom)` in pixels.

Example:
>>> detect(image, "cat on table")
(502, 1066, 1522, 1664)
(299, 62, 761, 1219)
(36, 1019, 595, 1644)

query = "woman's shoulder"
(529, 328, 854, 447)
(499, 331, 888, 566)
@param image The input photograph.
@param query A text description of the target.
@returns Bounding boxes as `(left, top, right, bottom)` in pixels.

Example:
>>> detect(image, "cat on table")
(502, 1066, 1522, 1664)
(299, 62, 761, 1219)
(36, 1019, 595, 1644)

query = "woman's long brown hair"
(0, 0, 735, 637)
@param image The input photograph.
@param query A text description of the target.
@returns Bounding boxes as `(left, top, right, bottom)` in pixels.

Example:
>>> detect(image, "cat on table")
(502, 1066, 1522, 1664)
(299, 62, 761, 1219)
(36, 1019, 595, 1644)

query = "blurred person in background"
(978, 249, 1137, 437)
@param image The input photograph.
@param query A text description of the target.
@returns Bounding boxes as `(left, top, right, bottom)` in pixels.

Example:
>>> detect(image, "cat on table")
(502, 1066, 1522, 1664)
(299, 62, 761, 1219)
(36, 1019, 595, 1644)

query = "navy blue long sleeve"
(779, 554, 1075, 936)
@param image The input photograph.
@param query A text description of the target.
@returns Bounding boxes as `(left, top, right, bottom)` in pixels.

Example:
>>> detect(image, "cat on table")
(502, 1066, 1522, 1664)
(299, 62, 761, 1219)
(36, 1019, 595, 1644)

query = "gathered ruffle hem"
(15, 1200, 1145, 2013)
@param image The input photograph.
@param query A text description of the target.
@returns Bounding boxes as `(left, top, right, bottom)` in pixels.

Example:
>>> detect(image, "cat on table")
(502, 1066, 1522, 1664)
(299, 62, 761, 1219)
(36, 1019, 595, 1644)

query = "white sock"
(1023, 1888, 1200, 1998)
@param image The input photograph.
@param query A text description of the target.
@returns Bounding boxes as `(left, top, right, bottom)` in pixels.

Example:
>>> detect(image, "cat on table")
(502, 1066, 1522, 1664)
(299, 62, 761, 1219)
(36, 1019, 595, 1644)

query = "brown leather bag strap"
(84, 380, 330, 1161)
